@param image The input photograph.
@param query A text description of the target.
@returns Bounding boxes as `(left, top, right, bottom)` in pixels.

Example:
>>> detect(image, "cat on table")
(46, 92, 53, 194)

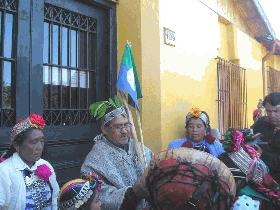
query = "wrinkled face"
(265, 102, 280, 127)
(90, 191, 101, 210)
(101, 115, 131, 145)
(186, 118, 207, 143)
(14, 129, 44, 167)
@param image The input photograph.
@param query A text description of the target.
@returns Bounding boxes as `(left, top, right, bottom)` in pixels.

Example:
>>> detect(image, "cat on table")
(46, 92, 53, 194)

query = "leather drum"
(146, 148, 236, 210)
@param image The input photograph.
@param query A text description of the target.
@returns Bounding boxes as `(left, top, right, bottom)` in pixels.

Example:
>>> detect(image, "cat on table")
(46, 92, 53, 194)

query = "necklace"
(23, 169, 52, 210)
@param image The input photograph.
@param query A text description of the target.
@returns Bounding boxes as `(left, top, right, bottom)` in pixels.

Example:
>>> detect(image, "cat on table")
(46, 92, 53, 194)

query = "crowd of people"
(1, 92, 280, 209)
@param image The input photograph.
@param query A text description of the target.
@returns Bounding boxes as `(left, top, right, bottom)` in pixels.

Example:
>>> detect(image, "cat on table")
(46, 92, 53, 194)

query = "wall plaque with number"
(164, 27, 175, 46)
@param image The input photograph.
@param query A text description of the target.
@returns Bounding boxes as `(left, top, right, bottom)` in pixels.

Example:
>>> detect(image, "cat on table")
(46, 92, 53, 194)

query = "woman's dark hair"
(263, 92, 280, 107)
(2, 127, 37, 160)
(59, 185, 98, 210)
(185, 111, 212, 133)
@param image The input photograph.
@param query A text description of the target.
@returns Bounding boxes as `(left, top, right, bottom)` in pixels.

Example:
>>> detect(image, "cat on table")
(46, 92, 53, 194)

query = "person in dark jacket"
(252, 92, 280, 184)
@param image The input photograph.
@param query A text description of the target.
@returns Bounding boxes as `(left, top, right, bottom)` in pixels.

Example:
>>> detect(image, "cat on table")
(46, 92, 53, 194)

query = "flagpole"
(135, 108, 147, 168)
(118, 89, 146, 168)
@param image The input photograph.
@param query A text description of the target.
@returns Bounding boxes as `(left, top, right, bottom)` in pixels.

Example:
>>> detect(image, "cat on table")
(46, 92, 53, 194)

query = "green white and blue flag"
(117, 43, 143, 109)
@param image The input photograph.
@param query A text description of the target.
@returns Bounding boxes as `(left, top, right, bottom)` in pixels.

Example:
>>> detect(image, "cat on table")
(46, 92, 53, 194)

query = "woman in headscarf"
(58, 172, 102, 210)
(0, 114, 59, 210)
(168, 107, 224, 157)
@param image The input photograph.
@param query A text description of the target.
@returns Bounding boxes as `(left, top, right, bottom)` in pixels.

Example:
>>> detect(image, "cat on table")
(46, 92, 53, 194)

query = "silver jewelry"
(24, 171, 51, 210)
(59, 181, 95, 210)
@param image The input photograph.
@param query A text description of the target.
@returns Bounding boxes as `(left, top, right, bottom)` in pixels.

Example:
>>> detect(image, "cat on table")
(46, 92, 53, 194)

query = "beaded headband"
(10, 114, 46, 143)
(59, 179, 100, 210)
(186, 108, 209, 126)
(59, 172, 102, 210)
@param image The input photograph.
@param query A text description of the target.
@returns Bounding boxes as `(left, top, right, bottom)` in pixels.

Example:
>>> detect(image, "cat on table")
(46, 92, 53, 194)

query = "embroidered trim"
(227, 148, 267, 184)
(227, 148, 251, 175)
(59, 180, 97, 209)
(101, 107, 127, 125)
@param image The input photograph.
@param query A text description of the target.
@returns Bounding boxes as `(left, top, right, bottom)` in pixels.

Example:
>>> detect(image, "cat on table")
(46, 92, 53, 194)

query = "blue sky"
(258, 0, 280, 39)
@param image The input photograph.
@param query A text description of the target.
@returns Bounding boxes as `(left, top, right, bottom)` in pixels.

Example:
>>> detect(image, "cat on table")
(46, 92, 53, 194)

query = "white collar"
(12, 152, 42, 171)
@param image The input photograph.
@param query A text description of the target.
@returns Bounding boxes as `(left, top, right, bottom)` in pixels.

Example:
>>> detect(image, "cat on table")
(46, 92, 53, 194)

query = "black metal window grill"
(43, 3, 97, 125)
(0, 0, 17, 127)
(267, 67, 280, 93)
(216, 57, 248, 135)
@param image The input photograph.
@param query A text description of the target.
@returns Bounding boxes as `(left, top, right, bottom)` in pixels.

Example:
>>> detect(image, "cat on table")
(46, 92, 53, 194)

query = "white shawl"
(0, 152, 59, 210)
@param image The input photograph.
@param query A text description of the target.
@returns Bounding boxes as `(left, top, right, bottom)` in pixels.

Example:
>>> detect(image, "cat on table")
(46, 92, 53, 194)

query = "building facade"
(1, 0, 280, 185)
(117, 0, 280, 152)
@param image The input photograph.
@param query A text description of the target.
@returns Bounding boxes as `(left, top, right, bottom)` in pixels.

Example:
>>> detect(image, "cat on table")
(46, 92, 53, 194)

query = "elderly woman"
(58, 172, 102, 210)
(168, 108, 224, 157)
(0, 114, 59, 210)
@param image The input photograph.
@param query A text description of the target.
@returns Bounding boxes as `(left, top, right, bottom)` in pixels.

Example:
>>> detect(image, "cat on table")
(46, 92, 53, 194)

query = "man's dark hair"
(263, 92, 280, 106)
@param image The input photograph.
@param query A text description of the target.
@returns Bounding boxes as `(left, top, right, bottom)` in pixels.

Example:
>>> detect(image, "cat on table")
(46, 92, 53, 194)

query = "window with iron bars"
(43, 3, 97, 126)
(267, 67, 280, 94)
(216, 57, 248, 135)
(0, 0, 17, 127)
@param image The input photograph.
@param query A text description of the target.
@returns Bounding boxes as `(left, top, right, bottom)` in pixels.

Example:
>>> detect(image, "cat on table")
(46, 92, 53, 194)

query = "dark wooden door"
(0, 0, 117, 186)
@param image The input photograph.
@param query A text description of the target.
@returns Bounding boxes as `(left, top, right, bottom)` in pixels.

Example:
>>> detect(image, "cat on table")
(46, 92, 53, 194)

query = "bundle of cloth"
(218, 128, 280, 209)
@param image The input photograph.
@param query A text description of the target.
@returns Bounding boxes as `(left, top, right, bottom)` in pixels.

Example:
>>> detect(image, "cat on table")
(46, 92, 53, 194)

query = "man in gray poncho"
(81, 96, 154, 210)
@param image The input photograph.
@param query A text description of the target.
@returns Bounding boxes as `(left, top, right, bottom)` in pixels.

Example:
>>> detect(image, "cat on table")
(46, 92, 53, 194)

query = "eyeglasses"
(110, 123, 132, 131)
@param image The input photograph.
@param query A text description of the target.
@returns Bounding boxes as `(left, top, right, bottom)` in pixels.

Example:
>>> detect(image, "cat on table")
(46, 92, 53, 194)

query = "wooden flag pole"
(135, 108, 147, 168)
(118, 89, 146, 168)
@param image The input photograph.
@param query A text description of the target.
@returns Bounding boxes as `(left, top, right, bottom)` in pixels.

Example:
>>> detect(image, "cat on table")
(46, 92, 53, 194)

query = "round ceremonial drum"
(146, 148, 236, 210)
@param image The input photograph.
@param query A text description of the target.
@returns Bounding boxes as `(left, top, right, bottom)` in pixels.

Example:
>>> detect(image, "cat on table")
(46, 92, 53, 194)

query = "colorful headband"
(186, 108, 209, 126)
(10, 114, 46, 143)
(101, 107, 127, 125)
(59, 177, 102, 210)
(89, 95, 127, 125)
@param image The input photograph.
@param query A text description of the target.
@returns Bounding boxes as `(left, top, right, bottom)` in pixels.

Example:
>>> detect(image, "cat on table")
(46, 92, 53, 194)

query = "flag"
(117, 43, 143, 109)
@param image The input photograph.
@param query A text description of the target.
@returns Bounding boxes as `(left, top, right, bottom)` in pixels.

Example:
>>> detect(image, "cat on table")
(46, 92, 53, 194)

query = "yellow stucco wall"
(117, 0, 280, 154)
(159, 0, 220, 150)
(236, 27, 264, 127)
(217, 12, 264, 128)
(218, 19, 280, 127)
(117, 0, 161, 153)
